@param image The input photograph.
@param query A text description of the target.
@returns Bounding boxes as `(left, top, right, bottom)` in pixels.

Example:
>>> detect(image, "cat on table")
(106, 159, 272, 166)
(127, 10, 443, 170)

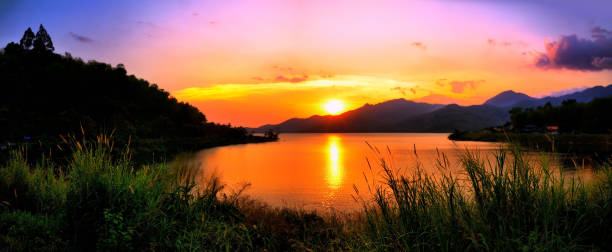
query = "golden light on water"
(326, 135, 344, 189)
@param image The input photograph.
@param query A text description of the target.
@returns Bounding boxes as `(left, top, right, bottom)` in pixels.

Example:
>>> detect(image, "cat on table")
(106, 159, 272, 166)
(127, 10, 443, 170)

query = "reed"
(355, 143, 612, 251)
(1, 135, 611, 251)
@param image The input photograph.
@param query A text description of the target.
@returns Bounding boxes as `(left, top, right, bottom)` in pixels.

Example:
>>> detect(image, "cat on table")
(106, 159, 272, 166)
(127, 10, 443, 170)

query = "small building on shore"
(546, 125, 559, 134)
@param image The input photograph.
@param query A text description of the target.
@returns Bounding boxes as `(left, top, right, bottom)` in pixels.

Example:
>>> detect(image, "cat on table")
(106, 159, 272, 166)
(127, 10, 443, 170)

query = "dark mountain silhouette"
(254, 84, 612, 133)
(256, 99, 443, 132)
(393, 104, 509, 132)
(512, 85, 612, 108)
(484, 90, 535, 107)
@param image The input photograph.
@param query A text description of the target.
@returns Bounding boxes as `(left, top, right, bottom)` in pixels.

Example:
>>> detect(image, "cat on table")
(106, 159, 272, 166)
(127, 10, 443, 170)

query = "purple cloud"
(591, 26, 612, 40)
(535, 27, 612, 71)
(136, 20, 159, 29)
(68, 32, 93, 43)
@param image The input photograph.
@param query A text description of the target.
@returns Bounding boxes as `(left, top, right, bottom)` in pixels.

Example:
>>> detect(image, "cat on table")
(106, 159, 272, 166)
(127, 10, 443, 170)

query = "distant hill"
(256, 99, 443, 132)
(511, 85, 612, 108)
(254, 84, 612, 133)
(393, 104, 509, 132)
(484, 90, 535, 107)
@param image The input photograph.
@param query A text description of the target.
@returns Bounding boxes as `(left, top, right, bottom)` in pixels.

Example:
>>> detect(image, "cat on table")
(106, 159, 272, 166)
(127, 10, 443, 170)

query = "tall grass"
(1, 136, 611, 251)
(355, 144, 612, 251)
(0, 135, 348, 251)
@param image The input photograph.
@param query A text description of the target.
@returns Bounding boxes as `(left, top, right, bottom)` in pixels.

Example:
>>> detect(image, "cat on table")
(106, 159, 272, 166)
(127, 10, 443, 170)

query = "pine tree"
(33, 24, 54, 52)
(19, 27, 35, 49)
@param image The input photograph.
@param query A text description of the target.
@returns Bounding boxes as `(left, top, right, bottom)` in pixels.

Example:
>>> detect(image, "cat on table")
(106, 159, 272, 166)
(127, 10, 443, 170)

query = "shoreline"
(449, 130, 612, 157)
(3, 139, 612, 250)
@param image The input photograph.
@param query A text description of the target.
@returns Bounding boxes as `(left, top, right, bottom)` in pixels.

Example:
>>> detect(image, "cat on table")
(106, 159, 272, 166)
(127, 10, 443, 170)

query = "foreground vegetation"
(2, 136, 612, 251)
(357, 145, 612, 251)
(0, 136, 348, 251)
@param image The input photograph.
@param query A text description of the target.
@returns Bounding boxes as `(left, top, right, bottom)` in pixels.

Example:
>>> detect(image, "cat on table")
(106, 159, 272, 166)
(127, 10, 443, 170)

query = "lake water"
(193, 133, 528, 211)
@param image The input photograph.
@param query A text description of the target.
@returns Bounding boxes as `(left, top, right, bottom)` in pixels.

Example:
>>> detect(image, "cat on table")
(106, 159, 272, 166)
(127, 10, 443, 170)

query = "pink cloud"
(436, 79, 484, 93)
(275, 74, 308, 83)
(411, 42, 427, 50)
(488, 38, 512, 47)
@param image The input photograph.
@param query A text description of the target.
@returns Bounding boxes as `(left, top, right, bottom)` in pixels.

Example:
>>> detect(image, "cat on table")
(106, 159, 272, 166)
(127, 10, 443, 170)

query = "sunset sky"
(1, 0, 611, 127)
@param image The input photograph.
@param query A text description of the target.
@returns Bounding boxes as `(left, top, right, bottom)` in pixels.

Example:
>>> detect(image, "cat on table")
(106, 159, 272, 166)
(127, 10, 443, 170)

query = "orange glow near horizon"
(115, 1, 612, 128)
(172, 72, 611, 127)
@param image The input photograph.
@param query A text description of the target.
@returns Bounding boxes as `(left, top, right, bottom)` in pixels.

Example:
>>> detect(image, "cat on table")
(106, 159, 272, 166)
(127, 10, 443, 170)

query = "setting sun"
(323, 99, 345, 115)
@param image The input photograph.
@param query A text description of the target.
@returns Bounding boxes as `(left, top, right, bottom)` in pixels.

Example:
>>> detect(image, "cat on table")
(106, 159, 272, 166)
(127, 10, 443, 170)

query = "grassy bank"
(2, 137, 612, 250)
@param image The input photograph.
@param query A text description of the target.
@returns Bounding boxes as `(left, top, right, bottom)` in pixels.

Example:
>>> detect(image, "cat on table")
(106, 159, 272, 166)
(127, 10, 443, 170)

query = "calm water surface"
(193, 133, 521, 211)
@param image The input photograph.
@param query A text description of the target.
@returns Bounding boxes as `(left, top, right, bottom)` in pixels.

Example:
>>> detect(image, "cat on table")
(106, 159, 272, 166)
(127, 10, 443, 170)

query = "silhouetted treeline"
(1, 26, 273, 162)
(509, 98, 612, 133)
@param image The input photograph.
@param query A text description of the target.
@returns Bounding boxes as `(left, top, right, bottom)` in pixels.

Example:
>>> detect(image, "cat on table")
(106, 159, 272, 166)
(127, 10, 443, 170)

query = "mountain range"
(253, 84, 612, 133)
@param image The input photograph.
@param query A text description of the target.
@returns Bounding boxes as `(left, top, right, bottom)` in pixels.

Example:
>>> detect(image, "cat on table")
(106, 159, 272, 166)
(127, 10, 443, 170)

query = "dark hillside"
(0, 29, 274, 162)
(484, 90, 534, 107)
(255, 99, 443, 132)
(394, 104, 509, 132)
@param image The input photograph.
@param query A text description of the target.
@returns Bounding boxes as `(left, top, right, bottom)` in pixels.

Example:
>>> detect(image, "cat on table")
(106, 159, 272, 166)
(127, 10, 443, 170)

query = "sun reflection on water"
(326, 135, 344, 189)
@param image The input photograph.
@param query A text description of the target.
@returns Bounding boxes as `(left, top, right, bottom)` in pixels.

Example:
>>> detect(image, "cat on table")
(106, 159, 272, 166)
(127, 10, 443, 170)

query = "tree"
(264, 128, 279, 139)
(19, 27, 35, 49)
(3, 42, 22, 54)
(33, 24, 54, 52)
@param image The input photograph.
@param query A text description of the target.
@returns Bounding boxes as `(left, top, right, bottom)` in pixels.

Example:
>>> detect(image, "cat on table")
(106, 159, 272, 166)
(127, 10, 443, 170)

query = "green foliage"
(356, 144, 612, 251)
(97, 209, 134, 251)
(509, 97, 612, 133)
(0, 137, 346, 251)
(2, 137, 611, 250)
(0, 210, 65, 250)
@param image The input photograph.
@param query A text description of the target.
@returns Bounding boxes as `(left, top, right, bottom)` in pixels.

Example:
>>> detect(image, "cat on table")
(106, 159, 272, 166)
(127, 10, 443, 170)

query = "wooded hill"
(0, 26, 274, 162)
